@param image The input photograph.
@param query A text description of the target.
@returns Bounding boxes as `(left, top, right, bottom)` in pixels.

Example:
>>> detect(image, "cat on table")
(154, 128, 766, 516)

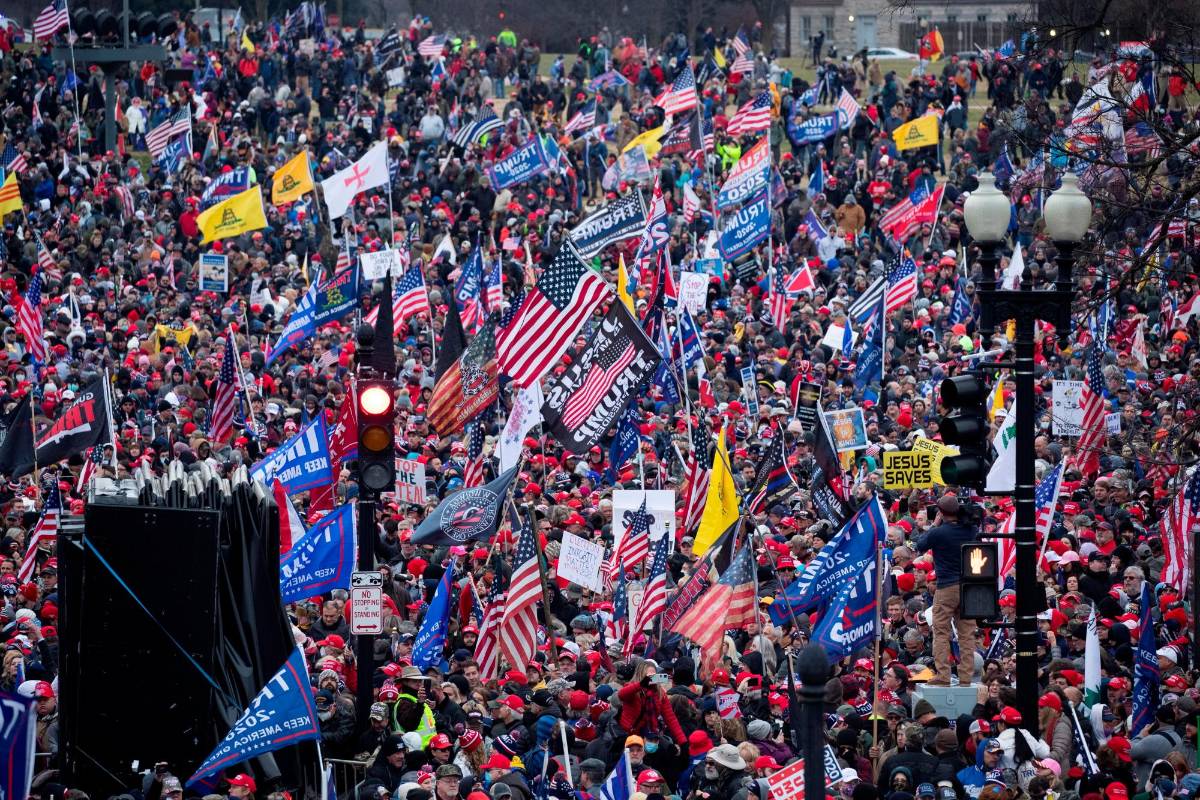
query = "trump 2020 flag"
(600, 748, 636, 800)
(1131, 581, 1159, 735)
(250, 414, 332, 494)
(0, 688, 36, 800)
(412, 560, 456, 670)
(280, 504, 355, 604)
(187, 647, 320, 786)
(412, 465, 519, 546)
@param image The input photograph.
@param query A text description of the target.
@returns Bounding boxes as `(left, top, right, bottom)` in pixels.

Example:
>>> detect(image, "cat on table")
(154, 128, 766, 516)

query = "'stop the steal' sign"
(882, 450, 935, 489)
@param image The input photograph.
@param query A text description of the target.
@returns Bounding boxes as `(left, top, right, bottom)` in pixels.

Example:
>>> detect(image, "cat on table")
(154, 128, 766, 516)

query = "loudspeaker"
(60, 502, 222, 793)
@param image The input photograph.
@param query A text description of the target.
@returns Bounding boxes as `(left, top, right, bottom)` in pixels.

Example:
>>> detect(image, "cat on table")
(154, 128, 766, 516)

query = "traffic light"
(960, 542, 999, 619)
(357, 379, 396, 495)
(938, 375, 991, 488)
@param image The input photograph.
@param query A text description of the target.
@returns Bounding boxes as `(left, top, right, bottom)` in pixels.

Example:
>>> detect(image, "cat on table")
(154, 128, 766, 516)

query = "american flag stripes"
(681, 420, 713, 532)
(1076, 344, 1108, 476)
(1161, 465, 1200, 592)
(35, 234, 58, 279)
(209, 334, 239, 443)
(483, 256, 502, 312)
(564, 100, 598, 134)
(731, 28, 751, 56)
(672, 543, 758, 674)
(747, 430, 798, 514)
(768, 264, 796, 326)
(16, 273, 46, 363)
(496, 240, 611, 387)
(605, 560, 629, 643)
(683, 183, 702, 223)
(655, 64, 699, 115)
(630, 530, 670, 636)
(76, 444, 105, 494)
(610, 500, 651, 575)
(463, 422, 485, 488)
(474, 569, 507, 680)
(560, 328, 639, 429)
(33, 0, 69, 40)
(18, 473, 63, 582)
(498, 521, 542, 674)
(729, 51, 754, 74)
(146, 109, 192, 158)
(418, 34, 448, 57)
(1034, 462, 1065, 546)
(689, 115, 714, 162)
(883, 255, 918, 315)
(726, 91, 772, 136)
(365, 264, 431, 325)
(2, 143, 27, 176)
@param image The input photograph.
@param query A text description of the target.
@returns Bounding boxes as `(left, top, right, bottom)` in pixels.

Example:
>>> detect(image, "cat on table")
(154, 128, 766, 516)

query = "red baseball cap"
(1107, 736, 1132, 762)
(227, 775, 257, 793)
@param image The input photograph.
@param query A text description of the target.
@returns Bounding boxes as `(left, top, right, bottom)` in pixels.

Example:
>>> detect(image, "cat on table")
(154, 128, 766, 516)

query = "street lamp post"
(797, 644, 831, 800)
(962, 172, 1091, 732)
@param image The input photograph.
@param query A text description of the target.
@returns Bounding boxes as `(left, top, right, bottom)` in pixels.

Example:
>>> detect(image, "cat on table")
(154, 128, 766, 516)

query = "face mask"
(704, 766, 720, 780)
(318, 709, 333, 722)
(645, 742, 659, 753)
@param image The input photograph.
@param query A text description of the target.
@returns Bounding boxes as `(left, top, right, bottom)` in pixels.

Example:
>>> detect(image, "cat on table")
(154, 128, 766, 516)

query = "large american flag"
(496, 240, 611, 387)
(474, 570, 508, 680)
(610, 500, 651, 576)
(18, 473, 63, 582)
(463, 422, 486, 488)
(883, 255, 918, 315)
(1076, 344, 1107, 476)
(561, 328, 638, 429)
(681, 419, 713, 533)
(564, 100, 598, 135)
(656, 64, 699, 115)
(16, 273, 46, 363)
(146, 109, 192, 158)
(1162, 466, 1200, 592)
(672, 543, 758, 675)
(726, 91, 772, 137)
(877, 184, 931, 241)
(33, 0, 69, 40)
(768, 264, 796, 326)
(418, 34, 447, 57)
(365, 263, 431, 325)
(1034, 462, 1065, 546)
(499, 522, 542, 674)
(630, 530, 670, 637)
(2, 142, 27, 176)
(209, 334, 239, 443)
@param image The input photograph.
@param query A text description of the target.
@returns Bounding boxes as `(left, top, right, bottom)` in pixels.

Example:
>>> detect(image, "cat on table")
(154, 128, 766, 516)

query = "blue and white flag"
(809, 160, 825, 195)
(802, 207, 828, 241)
(155, 133, 191, 173)
(412, 560, 457, 670)
(201, 166, 252, 209)
(604, 401, 641, 485)
(788, 112, 837, 145)
(250, 414, 332, 494)
(854, 295, 884, 392)
(486, 137, 552, 189)
(947, 276, 973, 327)
(0, 689, 36, 800)
(1131, 581, 1159, 735)
(674, 307, 705, 371)
(267, 262, 361, 363)
(718, 191, 770, 260)
(186, 647, 321, 785)
(599, 748, 636, 800)
(279, 504, 355, 604)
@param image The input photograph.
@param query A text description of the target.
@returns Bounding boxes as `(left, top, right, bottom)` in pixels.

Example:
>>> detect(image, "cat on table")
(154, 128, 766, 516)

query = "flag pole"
(65, 10, 84, 160)
(524, 502, 560, 663)
(871, 539, 886, 775)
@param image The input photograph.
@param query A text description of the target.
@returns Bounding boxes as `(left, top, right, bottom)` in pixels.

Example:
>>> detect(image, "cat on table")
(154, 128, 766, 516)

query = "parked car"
(864, 47, 918, 60)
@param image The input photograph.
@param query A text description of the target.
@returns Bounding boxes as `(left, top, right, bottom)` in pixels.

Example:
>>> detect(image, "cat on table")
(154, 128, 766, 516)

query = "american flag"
(450, 105, 503, 149)
(672, 542, 758, 675)
(35, 233, 60, 281)
(209, 335, 239, 443)
(747, 430, 798, 514)
(605, 560, 629, 643)
(681, 420, 713, 533)
(683, 183, 702, 223)
(726, 91, 772, 136)
(17, 273, 46, 363)
(33, 0, 69, 40)
(1076, 344, 1107, 476)
(499, 521, 542, 674)
(610, 500, 651, 576)
(496, 240, 611, 388)
(630, 530, 670, 637)
(689, 115, 714, 162)
(418, 34, 447, 57)
(731, 28, 751, 56)
(883, 255, 918, 315)
(768, 264, 796, 326)
(114, 185, 134, 220)
(76, 444, 105, 494)
(365, 263, 431, 325)
(18, 473, 63, 582)
(564, 100, 598, 134)
(463, 422, 485, 488)
(474, 570, 508, 680)
(1162, 466, 1200, 592)
(660, 111, 702, 156)
(729, 51, 754, 74)
(146, 109, 192, 158)
(877, 184, 929, 239)
(655, 64, 699, 115)
(836, 88, 860, 128)
(1034, 462, 1065, 546)
(483, 256, 502, 312)
(1125, 122, 1161, 158)
(456, 246, 486, 333)
(2, 142, 27, 176)
(561, 328, 639, 429)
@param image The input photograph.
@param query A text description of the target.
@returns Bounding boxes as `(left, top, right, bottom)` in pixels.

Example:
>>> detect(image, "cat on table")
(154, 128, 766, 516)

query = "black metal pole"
(1012, 297, 1040, 733)
(797, 644, 830, 800)
(355, 331, 377, 731)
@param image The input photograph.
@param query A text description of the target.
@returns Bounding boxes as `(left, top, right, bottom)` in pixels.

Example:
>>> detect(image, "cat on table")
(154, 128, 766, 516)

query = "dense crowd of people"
(0, 10, 1198, 800)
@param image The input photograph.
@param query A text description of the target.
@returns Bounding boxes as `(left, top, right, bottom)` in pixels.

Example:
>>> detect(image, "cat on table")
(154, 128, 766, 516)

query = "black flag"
(411, 465, 519, 545)
(746, 429, 800, 514)
(435, 294, 467, 381)
(0, 395, 34, 477)
(33, 376, 112, 474)
(810, 402, 851, 527)
(369, 273, 397, 377)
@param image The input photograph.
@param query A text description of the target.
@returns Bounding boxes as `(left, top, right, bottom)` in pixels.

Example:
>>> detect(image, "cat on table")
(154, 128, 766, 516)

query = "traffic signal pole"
(354, 326, 377, 730)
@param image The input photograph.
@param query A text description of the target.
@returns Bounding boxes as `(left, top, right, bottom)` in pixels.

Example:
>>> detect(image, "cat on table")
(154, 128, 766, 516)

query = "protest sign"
(679, 271, 709, 315)
(361, 249, 400, 280)
(911, 437, 958, 485)
(557, 532, 605, 592)
(395, 459, 427, 504)
(199, 253, 228, 292)
(794, 381, 823, 431)
(882, 450, 936, 489)
(825, 408, 868, 452)
(1052, 379, 1086, 436)
(613, 489, 675, 553)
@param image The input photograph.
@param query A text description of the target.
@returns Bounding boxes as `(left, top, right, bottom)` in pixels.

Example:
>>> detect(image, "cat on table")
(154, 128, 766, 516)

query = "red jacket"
(616, 682, 686, 741)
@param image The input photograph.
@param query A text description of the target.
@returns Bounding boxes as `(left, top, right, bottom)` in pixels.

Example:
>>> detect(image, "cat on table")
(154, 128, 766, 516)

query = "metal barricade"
(323, 758, 370, 800)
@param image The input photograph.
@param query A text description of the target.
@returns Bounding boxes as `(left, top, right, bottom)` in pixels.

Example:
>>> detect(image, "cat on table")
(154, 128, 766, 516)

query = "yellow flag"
(197, 185, 268, 244)
(241, 29, 255, 53)
(892, 114, 940, 151)
(301, 252, 310, 288)
(989, 381, 1006, 422)
(617, 255, 634, 314)
(0, 172, 22, 219)
(623, 126, 666, 159)
(713, 47, 726, 69)
(272, 150, 314, 205)
(694, 424, 740, 557)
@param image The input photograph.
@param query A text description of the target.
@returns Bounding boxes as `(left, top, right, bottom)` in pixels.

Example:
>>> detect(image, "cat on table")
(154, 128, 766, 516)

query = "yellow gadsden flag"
(197, 185, 268, 244)
(0, 172, 22, 219)
(272, 150, 314, 205)
(893, 114, 940, 151)
(694, 423, 740, 557)
(617, 254, 635, 314)
(623, 126, 666, 159)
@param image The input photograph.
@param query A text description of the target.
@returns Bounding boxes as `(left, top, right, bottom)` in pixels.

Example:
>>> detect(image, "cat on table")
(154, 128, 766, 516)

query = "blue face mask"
(645, 742, 659, 754)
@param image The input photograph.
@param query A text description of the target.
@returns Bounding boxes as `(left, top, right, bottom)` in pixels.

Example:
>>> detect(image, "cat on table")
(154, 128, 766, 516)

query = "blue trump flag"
(0, 689, 36, 800)
(201, 166, 252, 209)
(187, 647, 321, 786)
(267, 263, 361, 364)
(769, 496, 888, 626)
(1131, 581, 1159, 735)
(947, 276, 973, 327)
(279, 504, 355, 604)
(250, 414, 332, 494)
(810, 498, 888, 657)
(719, 191, 770, 260)
(604, 401, 641, 485)
(486, 137, 551, 190)
(854, 295, 884, 392)
(412, 560, 457, 670)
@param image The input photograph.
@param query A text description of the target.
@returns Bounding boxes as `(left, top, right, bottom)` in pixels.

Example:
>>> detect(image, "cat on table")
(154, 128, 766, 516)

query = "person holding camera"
(914, 494, 980, 686)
